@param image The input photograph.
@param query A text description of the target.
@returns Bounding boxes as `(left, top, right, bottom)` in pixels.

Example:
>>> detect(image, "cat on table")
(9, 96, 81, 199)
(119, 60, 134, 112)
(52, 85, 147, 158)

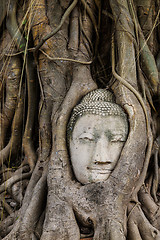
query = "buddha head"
(67, 89, 128, 184)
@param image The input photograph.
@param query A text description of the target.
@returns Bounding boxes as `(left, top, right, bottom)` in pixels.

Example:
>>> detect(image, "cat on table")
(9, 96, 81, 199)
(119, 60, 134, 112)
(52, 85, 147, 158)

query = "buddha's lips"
(87, 167, 112, 172)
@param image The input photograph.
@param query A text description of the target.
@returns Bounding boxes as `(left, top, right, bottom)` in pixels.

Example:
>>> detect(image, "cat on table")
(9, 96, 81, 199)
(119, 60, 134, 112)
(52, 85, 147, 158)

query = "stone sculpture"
(67, 89, 128, 184)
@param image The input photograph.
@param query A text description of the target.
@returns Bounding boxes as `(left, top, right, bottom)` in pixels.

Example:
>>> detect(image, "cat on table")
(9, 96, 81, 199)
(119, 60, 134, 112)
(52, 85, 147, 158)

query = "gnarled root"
(127, 202, 160, 240)
(139, 185, 160, 230)
(94, 219, 125, 240)
(2, 163, 48, 240)
(22, 53, 38, 171)
(0, 210, 19, 238)
(41, 196, 80, 240)
(0, 56, 21, 150)
(0, 90, 24, 166)
(0, 165, 31, 194)
(18, 168, 47, 240)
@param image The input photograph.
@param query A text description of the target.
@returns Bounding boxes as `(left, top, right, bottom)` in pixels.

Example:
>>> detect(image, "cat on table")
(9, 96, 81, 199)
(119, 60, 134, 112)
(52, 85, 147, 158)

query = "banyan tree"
(0, 0, 160, 239)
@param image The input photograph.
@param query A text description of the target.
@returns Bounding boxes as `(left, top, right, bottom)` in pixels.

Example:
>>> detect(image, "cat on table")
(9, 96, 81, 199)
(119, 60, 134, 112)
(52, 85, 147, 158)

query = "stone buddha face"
(68, 89, 128, 185)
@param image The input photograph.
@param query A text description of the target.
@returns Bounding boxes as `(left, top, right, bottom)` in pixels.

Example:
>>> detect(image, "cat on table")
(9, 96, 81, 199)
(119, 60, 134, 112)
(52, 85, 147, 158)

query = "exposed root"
(38, 101, 52, 162)
(11, 179, 29, 204)
(0, 143, 12, 167)
(39, 49, 92, 64)
(9, 95, 53, 239)
(68, 6, 79, 53)
(22, 52, 38, 171)
(0, 92, 24, 166)
(34, 0, 78, 52)
(111, 34, 149, 132)
(34, 211, 45, 239)
(112, 33, 153, 202)
(139, 185, 160, 230)
(0, 0, 8, 29)
(0, 210, 19, 238)
(151, 140, 159, 202)
(19, 168, 47, 240)
(128, 202, 160, 240)
(80, 0, 99, 42)
(6, 0, 38, 171)
(129, 0, 159, 94)
(0, 56, 21, 150)
(0, 194, 13, 215)
(0, 165, 31, 194)
(79, 11, 93, 56)
(1, 160, 48, 239)
(138, 28, 159, 95)
(6, 0, 26, 51)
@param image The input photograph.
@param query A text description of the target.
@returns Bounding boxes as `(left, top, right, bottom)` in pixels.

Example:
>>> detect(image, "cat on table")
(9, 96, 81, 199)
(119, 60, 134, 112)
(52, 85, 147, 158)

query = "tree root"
(128, 0, 159, 94)
(22, 52, 38, 171)
(80, 0, 99, 42)
(6, 0, 38, 171)
(111, 34, 149, 133)
(18, 168, 47, 240)
(0, 0, 8, 29)
(138, 185, 160, 230)
(0, 92, 24, 167)
(11, 179, 28, 204)
(0, 194, 13, 215)
(39, 49, 92, 64)
(2, 162, 48, 240)
(0, 55, 21, 149)
(151, 140, 159, 202)
(128, 203, 160, 240)
(93, 219, 125, 240)
(139, 23, 159, 94)
(34, 211, 45, 239)
(79, 11, 93, 56)
(6, 0, 26, 51)
(41, 197, 80, 240)
(12, 97, 53, 234)
(68, 6, 79, 53)
(0, 165, 31, 194)
(34, 0, 78, 52)
(112, 33, 153, 201)
(0, 210, 19, 238)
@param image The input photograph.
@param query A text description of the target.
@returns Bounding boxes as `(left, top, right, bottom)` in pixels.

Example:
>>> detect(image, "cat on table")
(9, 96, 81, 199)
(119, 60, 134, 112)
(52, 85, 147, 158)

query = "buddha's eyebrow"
(75, 129, 92, 137)
(80, 127, 94, 133)
(111, 132, 126, 136)
(105, 130, 126, 136)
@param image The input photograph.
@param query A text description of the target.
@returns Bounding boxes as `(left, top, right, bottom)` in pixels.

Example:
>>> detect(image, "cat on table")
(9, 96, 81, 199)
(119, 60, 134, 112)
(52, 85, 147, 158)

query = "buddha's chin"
(91, 172, 110, 183)
(80, 170, 111, 184)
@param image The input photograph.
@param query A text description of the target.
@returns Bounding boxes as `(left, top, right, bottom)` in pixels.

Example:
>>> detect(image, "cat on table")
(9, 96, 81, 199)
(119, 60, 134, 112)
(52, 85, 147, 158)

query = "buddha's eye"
(110, 135, 126, 143)
(78, 133, 95, 142)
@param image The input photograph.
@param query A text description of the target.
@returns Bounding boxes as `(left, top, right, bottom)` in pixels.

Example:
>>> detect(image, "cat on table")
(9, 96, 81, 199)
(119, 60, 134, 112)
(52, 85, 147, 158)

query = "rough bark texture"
(0, 0, 160, 239)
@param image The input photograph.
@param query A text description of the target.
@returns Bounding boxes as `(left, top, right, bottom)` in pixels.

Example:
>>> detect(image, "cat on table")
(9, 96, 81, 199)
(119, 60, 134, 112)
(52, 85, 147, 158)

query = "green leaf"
(19, 43, 25, 49)
(22, 19, 27, 25)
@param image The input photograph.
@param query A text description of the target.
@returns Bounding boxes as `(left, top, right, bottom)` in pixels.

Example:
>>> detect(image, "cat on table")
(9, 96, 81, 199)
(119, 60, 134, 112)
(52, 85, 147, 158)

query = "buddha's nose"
(93, 136, 111, 164)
